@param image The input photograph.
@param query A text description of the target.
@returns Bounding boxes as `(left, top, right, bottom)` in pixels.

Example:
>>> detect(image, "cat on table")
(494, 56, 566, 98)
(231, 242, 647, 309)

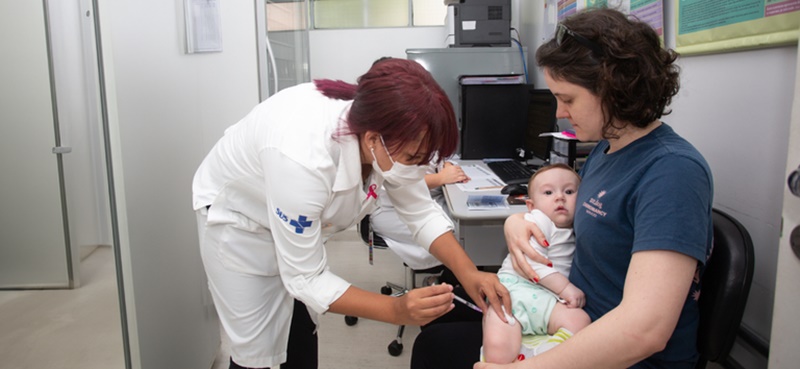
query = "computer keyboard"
(486, 160, 535, 185)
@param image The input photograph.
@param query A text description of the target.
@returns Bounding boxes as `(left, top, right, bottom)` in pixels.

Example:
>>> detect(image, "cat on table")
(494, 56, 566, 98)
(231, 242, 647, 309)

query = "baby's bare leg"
(547, 303, 591, 335)
(482, 306, 522, 363)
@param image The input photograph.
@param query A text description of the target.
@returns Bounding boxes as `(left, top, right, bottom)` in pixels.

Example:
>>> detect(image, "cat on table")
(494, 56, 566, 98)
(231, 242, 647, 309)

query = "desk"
(443, 160, 528, 267)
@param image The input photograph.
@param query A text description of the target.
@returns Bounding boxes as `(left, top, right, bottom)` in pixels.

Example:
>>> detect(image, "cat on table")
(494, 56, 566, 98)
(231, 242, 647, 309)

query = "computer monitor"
(459, 80, 528, 160)
(524, 89, 558, 161)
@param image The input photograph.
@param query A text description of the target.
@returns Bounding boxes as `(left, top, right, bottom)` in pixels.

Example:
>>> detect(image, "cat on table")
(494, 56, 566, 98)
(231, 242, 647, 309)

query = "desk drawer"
(457, 219, 507, 267)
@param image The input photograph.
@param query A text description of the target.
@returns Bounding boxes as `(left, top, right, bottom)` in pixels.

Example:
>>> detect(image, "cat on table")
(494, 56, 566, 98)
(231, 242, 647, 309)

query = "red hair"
(314, 59, 458, 165)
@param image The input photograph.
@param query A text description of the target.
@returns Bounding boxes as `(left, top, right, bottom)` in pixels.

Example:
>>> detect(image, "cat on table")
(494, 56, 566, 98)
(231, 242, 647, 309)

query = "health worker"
(192, 58, 510, 369)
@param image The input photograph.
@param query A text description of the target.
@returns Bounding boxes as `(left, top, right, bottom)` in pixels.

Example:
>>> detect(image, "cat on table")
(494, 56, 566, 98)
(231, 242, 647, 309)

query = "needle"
(452, 294, 483, 313)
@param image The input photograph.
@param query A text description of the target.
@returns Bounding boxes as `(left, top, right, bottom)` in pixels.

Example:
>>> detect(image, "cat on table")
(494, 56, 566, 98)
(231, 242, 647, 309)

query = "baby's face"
(527, 168, 579, 228)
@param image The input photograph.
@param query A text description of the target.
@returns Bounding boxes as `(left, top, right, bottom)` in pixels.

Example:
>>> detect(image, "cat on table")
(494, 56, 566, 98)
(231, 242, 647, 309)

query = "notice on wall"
(185, 0, 223, 54)
(676, 0, 800, 55)
(551, 0, 664, 37)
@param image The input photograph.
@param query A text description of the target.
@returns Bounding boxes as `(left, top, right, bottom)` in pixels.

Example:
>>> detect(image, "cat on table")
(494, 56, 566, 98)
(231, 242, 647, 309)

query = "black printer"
(450, 0, 512, 47)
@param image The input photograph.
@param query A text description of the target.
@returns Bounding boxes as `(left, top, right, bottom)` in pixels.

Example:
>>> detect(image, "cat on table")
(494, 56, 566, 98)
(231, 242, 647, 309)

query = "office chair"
(344, 215, 444, 356)
(695, 208, 755, 369)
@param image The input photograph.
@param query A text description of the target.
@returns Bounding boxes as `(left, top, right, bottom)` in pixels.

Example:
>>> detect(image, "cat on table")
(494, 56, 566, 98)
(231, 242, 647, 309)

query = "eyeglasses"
(556, 23, 604, 57)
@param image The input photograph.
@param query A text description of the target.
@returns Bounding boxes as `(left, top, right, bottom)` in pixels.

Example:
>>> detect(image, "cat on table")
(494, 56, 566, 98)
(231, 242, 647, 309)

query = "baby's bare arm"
(537, 272, 570, 295)
(558, 283, 586, 308)
(539, 273, 585, 308)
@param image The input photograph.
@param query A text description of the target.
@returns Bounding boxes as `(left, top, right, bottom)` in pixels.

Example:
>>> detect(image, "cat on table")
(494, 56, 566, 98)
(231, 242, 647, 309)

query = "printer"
(449, 0, 511, 47)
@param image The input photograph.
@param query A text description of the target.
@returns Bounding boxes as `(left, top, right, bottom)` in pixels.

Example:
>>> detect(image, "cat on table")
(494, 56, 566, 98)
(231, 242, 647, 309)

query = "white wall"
(96, 0, 260, 367)
(309, 26, 449, 82)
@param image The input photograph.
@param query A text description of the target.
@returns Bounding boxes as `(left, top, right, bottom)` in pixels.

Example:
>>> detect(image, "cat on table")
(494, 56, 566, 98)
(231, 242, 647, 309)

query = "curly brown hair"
(535, 7, 680, 139)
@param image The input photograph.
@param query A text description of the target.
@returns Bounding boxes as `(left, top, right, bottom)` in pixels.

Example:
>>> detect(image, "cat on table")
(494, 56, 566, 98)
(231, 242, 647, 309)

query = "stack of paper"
(456, 164, 504, 192)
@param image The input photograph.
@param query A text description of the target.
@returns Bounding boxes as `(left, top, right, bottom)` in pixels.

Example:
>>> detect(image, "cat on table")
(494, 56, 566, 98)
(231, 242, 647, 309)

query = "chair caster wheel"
(388, 340, 403, 356)
(344, 315, 358, 326)
(380, 286, 393, 295)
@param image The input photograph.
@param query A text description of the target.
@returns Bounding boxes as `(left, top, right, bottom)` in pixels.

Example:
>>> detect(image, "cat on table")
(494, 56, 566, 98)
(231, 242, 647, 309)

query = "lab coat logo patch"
(275, 208, 313, 234)
(290, 215, 312, 234)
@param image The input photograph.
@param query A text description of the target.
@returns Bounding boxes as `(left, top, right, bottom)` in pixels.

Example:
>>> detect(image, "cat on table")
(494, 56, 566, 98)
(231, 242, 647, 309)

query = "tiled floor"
(0, 246, 125, 368)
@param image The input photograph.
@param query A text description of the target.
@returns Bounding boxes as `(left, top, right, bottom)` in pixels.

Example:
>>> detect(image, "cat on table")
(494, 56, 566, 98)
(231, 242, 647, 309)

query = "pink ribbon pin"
(366, 184, 378, 200)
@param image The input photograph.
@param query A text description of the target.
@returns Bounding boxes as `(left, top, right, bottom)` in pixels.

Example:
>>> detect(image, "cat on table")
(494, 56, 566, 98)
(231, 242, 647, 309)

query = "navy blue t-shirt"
(571, 123, 714, 368)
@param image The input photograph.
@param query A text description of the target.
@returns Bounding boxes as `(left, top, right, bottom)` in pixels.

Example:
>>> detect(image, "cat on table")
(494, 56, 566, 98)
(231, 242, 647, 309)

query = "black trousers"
(410, 285, 484, 369)
(230, 299, 318, 369)
(410, 320, 483, 369)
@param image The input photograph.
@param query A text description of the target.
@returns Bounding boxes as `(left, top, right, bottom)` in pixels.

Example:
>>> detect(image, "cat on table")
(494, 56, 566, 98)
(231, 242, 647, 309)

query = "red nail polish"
(533, 277, 539, 283)
(547, 262, 553, 268)
(543, 240, 550, 247)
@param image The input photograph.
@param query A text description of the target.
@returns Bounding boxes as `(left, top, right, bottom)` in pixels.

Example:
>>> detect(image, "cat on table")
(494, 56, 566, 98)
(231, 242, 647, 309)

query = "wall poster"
(676, 0, 800, 55)
(552, 0, 664, 37)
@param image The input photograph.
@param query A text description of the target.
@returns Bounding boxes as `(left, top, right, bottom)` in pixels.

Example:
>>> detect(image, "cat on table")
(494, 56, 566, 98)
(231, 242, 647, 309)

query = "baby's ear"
(525, 199, 535, 212)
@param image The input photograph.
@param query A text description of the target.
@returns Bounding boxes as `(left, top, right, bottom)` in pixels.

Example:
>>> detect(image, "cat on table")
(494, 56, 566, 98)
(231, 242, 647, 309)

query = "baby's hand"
(559, 283, 586, 309)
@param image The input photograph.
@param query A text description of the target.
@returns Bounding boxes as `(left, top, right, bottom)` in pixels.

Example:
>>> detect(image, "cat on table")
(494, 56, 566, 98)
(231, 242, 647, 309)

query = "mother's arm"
(503, 213, 553, 282)
(475, 249, 698, 369)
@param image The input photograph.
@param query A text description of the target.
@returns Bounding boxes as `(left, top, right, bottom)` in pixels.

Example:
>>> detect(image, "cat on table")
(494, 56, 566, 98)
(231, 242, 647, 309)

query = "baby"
(483, 163, 591, 363)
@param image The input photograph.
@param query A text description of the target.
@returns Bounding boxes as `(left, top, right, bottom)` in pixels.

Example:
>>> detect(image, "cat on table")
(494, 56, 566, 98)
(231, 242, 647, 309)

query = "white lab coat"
(192, 83, 452, 366)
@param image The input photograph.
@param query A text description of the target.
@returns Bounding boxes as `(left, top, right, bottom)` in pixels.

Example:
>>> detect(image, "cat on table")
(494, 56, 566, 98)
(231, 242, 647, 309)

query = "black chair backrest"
(696, 209, 755, 368)
(359, 215, 388, 248)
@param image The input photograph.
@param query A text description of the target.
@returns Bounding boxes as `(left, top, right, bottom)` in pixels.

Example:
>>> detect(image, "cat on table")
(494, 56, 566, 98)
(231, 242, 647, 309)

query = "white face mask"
(371, 135, 428, 187)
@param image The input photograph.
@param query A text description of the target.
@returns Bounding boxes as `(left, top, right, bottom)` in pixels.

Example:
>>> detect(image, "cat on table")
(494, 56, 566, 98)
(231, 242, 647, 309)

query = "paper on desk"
(462, 164, 494, 178)
(457, 165, 504, 191)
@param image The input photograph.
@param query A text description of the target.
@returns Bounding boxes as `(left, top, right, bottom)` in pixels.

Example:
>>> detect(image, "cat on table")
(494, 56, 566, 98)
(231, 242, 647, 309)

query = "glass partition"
(258, 0, 311, 101)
